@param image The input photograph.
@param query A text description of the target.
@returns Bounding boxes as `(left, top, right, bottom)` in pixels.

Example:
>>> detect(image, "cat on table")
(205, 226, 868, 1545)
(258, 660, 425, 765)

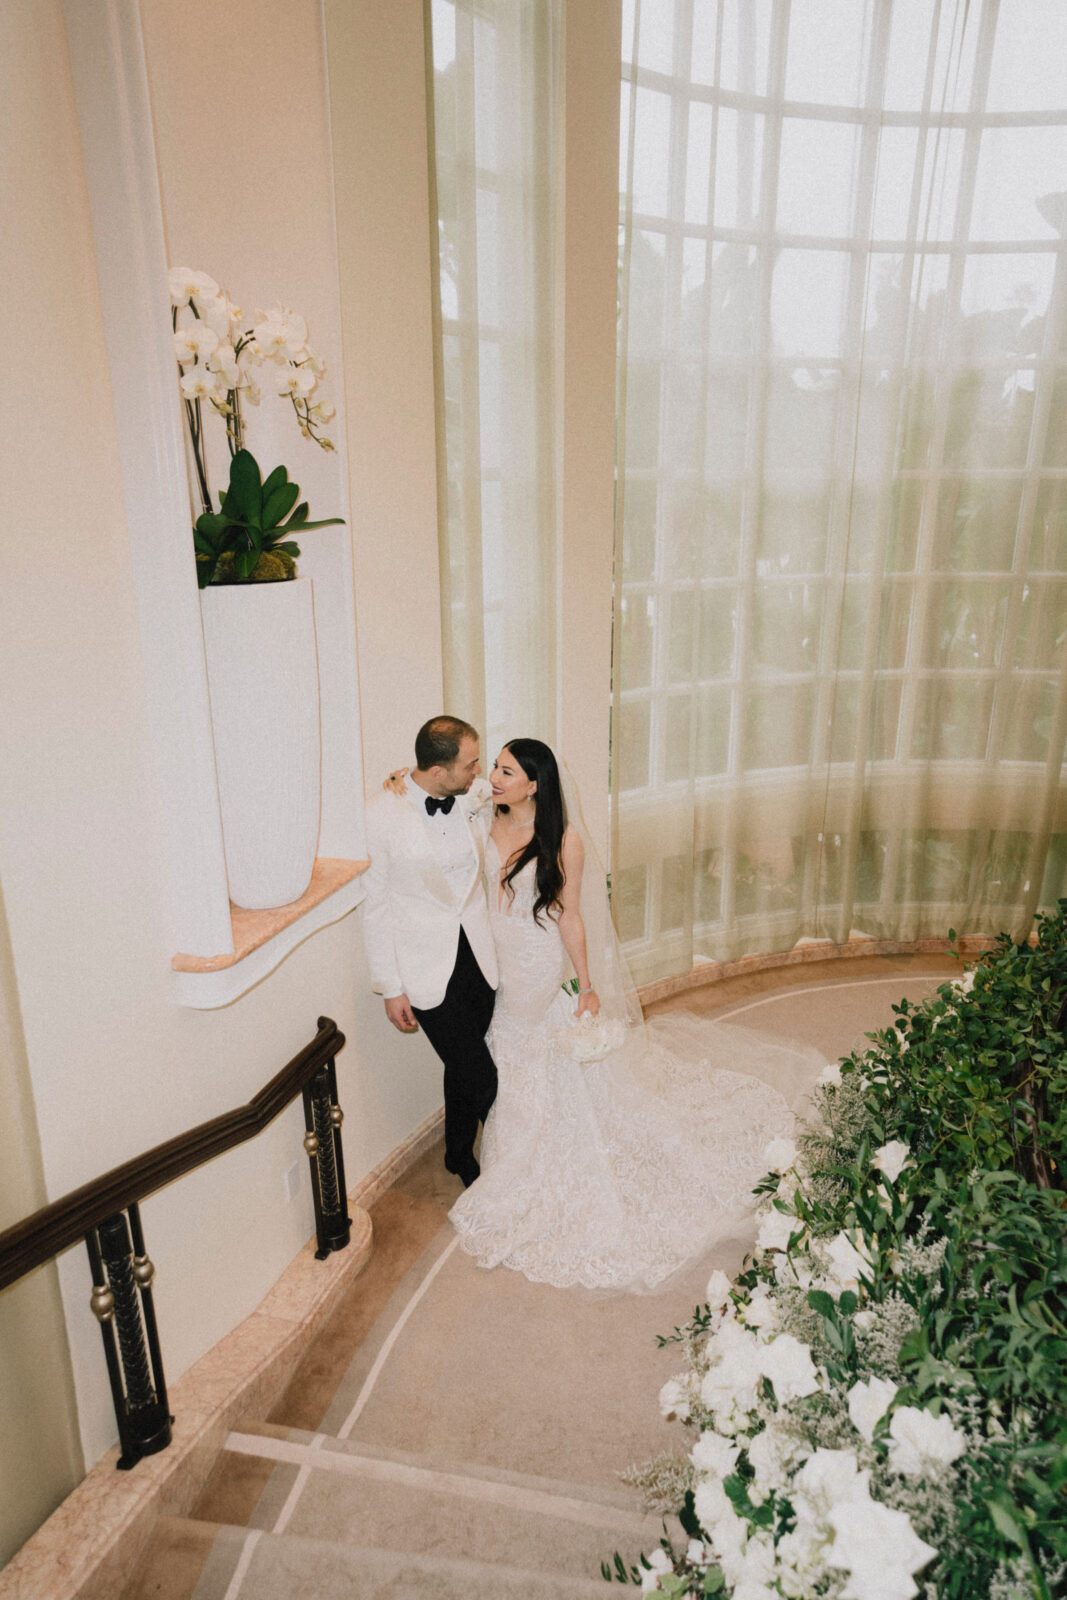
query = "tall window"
(615, 0, 1067, 981)
(429, 0, 561, 755)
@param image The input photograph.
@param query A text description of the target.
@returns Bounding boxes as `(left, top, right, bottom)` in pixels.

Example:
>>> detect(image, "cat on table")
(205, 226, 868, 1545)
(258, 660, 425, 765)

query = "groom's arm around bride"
(361, 716, 499, 1187)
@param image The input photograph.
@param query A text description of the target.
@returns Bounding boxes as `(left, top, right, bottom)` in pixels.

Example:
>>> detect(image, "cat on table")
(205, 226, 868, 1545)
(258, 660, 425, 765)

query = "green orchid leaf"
(283, 501, 310, 528)
(261, 463, 289, 500)
(294, 516, 346, 530)
(195, 511, 232, 539)
(227, 449, 264, 525)
(262, 479, 300, 531)
(234, 548, 259, 579)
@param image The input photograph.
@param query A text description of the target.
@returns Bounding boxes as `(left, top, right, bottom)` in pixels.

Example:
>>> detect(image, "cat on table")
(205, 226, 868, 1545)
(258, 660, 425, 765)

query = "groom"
(361, 715, 498, 1187)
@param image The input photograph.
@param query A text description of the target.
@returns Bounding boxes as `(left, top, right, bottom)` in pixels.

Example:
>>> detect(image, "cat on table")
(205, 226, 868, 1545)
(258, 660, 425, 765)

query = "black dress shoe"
(444, 1155, 480, 1188)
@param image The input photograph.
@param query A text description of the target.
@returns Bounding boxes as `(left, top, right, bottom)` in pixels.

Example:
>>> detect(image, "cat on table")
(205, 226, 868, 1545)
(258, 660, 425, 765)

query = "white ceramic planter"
(200, 579, 322, 910)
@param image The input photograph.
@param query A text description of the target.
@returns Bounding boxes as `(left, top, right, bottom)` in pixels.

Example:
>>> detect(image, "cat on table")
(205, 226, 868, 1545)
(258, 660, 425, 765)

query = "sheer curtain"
(428, 0, 561, 757)
(614, 0, 1067, 983)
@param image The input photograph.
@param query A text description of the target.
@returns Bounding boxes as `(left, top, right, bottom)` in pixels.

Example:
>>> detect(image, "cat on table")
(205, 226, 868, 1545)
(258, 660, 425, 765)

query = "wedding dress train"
(449, 839, 823, 1292)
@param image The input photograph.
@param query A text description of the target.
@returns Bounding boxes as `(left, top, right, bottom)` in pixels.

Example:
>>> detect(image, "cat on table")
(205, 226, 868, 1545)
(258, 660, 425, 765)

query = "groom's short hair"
(415, 716, 479, 771)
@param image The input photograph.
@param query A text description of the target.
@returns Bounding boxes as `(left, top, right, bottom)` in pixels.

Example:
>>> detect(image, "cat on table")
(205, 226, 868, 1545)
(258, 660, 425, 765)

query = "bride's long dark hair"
(498, 738, 567, 926)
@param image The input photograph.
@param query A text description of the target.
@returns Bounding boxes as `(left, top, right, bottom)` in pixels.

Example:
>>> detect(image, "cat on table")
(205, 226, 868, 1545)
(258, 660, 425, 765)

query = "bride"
(391, 738, 822, 1293)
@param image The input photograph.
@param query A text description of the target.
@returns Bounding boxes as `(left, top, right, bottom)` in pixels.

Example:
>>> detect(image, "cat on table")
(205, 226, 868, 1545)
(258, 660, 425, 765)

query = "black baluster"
(302, 1047, 351, 1259)
(87, 1210, 171, 1469)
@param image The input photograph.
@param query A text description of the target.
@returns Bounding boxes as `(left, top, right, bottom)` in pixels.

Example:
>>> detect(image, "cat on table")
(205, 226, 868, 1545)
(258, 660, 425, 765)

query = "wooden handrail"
(0, 1016, 345, 1294)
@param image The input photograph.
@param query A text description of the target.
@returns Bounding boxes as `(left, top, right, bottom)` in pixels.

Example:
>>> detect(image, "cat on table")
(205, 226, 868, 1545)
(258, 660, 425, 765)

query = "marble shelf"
(172, 858, 369, 1008)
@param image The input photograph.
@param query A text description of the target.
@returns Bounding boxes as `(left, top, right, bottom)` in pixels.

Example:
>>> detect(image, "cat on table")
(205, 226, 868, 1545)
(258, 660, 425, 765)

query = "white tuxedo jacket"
(361, 779, 498, 1011)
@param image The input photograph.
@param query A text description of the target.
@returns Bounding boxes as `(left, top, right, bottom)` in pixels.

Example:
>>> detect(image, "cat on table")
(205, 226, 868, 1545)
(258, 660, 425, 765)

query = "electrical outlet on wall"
(284, 1160, 302, 1204)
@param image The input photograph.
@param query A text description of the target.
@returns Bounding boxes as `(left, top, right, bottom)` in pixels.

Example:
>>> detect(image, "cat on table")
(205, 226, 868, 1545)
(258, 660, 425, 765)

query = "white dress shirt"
(407, 780, 475, 906)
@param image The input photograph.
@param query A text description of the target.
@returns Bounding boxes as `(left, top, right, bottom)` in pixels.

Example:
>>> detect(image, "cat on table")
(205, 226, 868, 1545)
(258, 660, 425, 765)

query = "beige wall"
(0, 0, 450, 1484)
(0, 0, 622, 1545)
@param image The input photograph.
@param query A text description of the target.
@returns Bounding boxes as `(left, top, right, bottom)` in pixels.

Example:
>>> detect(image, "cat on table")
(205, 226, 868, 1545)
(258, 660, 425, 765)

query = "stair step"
(131, 1521, 622, 1600)
(229, 1418, 654, 1515)
(206, 1425, 667, 1578)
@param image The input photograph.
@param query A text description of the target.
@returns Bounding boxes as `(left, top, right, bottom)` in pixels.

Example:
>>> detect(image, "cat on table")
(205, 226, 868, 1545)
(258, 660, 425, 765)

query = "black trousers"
(411, 928, 497, 1174)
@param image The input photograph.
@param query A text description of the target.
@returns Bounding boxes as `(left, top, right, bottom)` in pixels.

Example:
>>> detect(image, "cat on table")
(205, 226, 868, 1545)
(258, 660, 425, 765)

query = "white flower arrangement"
(169, 269, 342, 588)
(170, 268, 335, 512)
(628, 1105, 966, 1599)
(567, 1009, 626, 1063)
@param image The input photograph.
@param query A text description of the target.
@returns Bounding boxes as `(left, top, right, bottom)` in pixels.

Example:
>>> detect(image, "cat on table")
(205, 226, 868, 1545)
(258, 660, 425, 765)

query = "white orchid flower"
(207, 343, 239, 387)
(309, 400, 335, 423)
(168, 267, 219, 308)
(253, 306, 309, 361)
(276, 364, 317, 399)
(180, 366, 220, 403)
(173, 322, 220, 365)
(201, 292, 241, 339)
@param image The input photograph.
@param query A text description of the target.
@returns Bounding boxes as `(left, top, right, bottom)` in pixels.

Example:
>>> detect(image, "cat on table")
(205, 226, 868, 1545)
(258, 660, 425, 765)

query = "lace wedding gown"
(449, 839, 820, 1292)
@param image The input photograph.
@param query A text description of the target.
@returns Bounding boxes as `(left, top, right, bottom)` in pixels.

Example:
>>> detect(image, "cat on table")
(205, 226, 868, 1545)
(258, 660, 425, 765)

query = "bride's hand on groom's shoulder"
(384, 767, 410, 794)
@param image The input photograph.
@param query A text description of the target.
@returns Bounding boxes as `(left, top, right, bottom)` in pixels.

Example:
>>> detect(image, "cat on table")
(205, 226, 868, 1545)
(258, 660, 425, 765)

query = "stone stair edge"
(224, 1422, 659, 1517)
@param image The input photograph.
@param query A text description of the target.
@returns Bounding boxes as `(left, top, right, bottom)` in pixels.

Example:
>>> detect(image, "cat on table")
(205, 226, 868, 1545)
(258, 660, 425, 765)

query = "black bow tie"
(425, 794, 456, 817)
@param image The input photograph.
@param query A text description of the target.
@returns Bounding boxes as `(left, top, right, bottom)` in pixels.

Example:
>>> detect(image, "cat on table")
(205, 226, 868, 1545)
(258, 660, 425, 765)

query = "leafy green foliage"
(620, 906, 1067, 1597)
(193, 449, 344, 587)
(787, 902, 1067, 1596)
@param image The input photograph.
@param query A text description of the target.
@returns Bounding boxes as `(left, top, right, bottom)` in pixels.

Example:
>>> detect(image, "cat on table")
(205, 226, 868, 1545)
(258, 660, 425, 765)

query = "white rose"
(847, 1376, 898, 1443)
(691, 1430, 740, 1478)
(775, 1521, 825, 1596)
(873, 1141, 911, 1183)
(817, 1060, 842, 1086)
(887, 1406, 966, 1477)
(827, 1495, 937, 1599)
(747, 1419, 801, 1492)
(852, 1308, 877, 1331)
(776, 1171, 799, 1204)
(685, 1538, 708, 1565)
(705, 1268, 732, 1308)
(658, 1376, 691, 1421)
(701, 1321, 764, 1419)
(693, 1475, 732, 1533)
(775, 1253, 813, 1290)
(756, 1208, 797, 1253)
(758, 1333, 820, 1403)
(640, 1547, 672, 1592)
(822, 1230, 871, 1294)
(764, 1136, 798, 1173)
(792, 1447, 870, 1524)
(741, 1285, 780, 1334)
